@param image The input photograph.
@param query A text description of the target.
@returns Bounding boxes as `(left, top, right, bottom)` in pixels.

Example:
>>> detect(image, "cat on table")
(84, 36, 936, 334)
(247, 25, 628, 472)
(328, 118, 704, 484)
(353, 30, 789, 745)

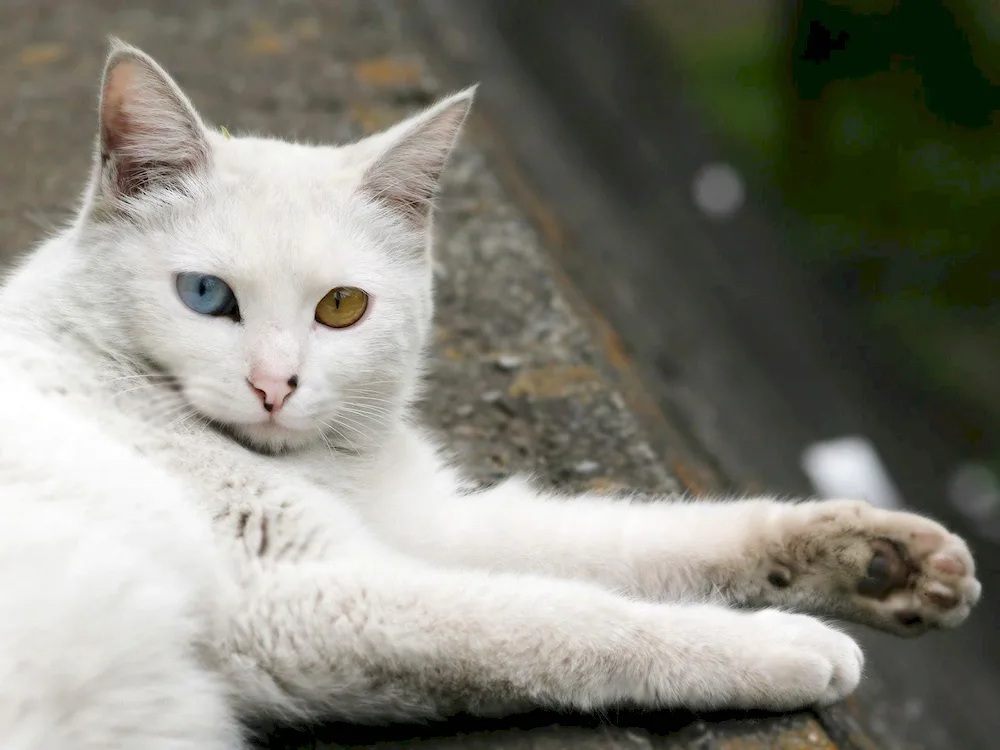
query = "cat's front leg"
(221, 556, 863, 721)
(359, 428, 980, 634)
(738, 499, 981, 636)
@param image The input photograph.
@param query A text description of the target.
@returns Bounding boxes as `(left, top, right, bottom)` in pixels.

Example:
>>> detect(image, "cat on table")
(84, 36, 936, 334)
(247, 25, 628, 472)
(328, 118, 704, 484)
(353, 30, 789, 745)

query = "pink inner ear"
(101, 63, 139, 157)
(359, 93, 473, 228)
(99, 58, 206, 199)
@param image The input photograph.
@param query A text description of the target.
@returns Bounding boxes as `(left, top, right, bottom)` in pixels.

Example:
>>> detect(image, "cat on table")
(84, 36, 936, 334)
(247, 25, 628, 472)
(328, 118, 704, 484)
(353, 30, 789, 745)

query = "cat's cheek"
(180, 381, 257, 426)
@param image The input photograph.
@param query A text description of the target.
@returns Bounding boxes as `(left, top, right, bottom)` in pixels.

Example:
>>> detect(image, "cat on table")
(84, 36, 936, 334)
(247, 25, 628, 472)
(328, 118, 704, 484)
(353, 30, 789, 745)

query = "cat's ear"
(95, 39, 209, 201)
(358, 86, 477, 228)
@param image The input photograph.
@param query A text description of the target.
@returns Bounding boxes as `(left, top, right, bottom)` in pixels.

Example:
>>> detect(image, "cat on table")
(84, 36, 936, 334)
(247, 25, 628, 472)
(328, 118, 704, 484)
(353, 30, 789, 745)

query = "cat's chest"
(119, 403, 375, 563)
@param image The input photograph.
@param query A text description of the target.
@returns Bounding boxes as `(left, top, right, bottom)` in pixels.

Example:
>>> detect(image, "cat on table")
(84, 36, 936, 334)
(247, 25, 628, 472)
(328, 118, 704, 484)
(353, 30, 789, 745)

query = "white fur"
(0, 42, 979, 748)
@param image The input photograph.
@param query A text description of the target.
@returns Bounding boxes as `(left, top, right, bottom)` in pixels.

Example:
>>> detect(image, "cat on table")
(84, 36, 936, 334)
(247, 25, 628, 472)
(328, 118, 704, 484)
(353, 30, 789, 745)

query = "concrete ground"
(0, 0, 966, 748)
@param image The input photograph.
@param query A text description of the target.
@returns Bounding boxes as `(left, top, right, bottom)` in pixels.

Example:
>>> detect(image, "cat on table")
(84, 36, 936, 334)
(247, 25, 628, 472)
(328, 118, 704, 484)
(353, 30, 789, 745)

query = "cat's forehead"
(165, 135, 408, 294)
(180, 206, 381, 291)
(209, 135, 365, 199)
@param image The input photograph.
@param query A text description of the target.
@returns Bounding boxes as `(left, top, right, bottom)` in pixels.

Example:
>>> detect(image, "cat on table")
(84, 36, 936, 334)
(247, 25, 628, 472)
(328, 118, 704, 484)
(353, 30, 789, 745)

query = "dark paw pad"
(767, 570, 791, 588)
(857, 538, 908, 599)
(896, 611, 924, 629)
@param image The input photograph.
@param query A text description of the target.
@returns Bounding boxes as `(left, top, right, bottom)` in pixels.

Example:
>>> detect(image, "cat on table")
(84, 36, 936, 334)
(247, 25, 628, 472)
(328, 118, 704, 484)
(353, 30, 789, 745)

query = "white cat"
(0, 40, 981, 749)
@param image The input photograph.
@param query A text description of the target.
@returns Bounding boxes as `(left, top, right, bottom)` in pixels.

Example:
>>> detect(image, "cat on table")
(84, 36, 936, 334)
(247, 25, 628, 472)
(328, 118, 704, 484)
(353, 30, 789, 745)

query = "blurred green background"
(647, 0, 1000, 460)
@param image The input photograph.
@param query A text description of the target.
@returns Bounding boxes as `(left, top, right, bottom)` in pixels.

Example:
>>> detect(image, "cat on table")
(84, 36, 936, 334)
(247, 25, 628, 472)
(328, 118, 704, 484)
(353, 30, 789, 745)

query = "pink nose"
(247, 373, 298, 413)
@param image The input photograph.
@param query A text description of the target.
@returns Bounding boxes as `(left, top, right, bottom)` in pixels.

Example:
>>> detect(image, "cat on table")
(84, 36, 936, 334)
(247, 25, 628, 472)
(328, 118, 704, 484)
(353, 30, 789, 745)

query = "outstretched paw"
(778, 500, 981, 636)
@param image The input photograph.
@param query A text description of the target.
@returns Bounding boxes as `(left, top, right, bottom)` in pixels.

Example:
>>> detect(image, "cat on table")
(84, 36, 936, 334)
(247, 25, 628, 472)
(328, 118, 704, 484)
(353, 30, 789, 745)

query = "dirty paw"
(781, 500, 982, 636)
(855, 512, 980, 634)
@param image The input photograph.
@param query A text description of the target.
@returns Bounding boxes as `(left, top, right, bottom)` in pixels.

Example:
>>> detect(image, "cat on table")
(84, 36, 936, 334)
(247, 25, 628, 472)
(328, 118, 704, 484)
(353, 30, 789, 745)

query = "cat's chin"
(223, 421, 318, 455)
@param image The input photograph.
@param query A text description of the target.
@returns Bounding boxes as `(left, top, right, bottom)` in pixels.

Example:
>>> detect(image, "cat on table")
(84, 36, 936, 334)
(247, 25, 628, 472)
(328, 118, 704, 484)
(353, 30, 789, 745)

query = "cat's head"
(78, 40, 474, 453)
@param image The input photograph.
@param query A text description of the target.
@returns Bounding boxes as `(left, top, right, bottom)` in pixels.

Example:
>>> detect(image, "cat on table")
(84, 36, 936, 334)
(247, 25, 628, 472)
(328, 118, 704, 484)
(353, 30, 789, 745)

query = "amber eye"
(315, 286, 369, 329)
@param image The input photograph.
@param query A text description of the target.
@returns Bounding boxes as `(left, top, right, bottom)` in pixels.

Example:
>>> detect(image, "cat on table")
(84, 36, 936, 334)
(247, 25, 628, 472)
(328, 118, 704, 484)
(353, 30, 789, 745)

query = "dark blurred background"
(657, 0, 1000, 472)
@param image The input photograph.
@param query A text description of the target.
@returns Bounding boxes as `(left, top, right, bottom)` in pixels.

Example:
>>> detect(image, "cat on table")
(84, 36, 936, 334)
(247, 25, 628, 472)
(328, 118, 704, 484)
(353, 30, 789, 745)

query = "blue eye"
(175, 273, 239, 318)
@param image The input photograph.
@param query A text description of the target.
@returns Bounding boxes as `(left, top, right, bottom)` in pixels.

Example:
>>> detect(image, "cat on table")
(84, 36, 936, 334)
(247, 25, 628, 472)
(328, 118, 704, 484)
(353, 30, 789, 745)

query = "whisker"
(132, 394, 187, 413)
(342, 397, 398, 410)
(339, 401, 397, 419)
(318, 418, 360, 455)
(315, 426, 339, 458)
(165, 406, 202, 433)
(177, 410, 212, 436)
(110, 382, 177, 400)
(104, 372, 177, 385)
(147, 402, 196, 425)
(339, 396, 399, 408)
(313, 396, 399, 417)
(332, 412, 383, 444)
(338, 406, 394, 430)
(343, 397, 399, 413)
(339, 380, 402, 389)
(137, 394, 197, 422)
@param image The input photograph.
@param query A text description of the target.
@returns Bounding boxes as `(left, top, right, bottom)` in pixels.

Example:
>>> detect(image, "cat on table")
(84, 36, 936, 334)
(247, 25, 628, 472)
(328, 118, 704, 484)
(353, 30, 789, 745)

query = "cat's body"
(0, 42, 982, 749)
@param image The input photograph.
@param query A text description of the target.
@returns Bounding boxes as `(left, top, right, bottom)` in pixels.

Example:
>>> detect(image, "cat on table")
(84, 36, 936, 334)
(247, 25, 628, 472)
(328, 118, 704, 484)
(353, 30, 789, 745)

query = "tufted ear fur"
(94, 39, 209, 204)
(357, 87, 476, 229)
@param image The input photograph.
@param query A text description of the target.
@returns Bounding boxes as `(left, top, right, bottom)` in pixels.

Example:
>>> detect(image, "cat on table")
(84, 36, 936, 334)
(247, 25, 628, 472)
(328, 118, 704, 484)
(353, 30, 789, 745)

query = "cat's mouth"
(178, 378, 368, 456)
